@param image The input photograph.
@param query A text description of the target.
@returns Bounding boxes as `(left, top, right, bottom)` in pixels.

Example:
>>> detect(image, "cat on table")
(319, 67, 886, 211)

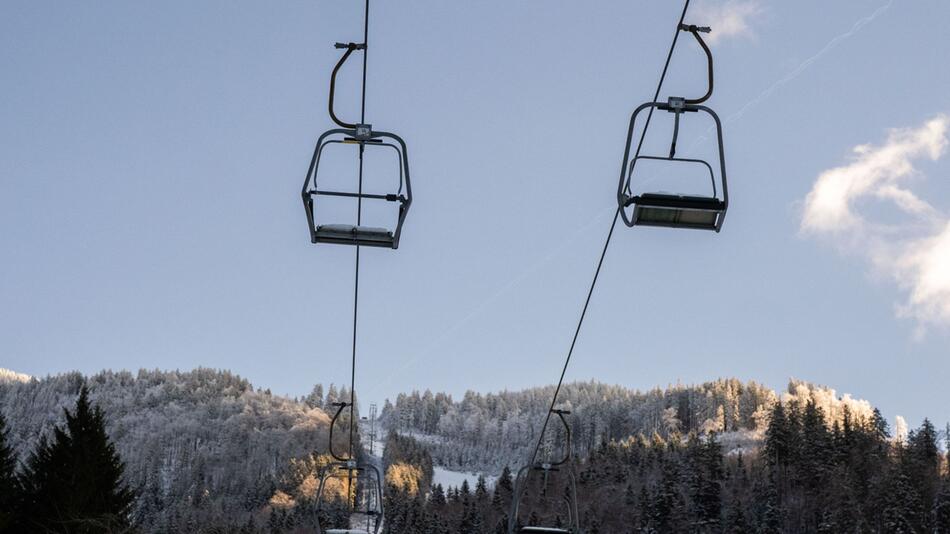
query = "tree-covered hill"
(0, 368, 337, 531)
(380, 378, 879, 473)
(381, 390, 950, 533)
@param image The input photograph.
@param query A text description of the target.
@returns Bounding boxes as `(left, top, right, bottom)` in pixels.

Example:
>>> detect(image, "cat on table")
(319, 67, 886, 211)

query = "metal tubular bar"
(310, 190, 402, 202)
(328, 402, 352, 462)
(683, 27, 714, 105)
(328, 44, 363, 129)
(628, 155, 717, 199)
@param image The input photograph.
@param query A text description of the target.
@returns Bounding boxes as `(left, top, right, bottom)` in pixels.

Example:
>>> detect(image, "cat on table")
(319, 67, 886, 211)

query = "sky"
(2, 0, 949, 430)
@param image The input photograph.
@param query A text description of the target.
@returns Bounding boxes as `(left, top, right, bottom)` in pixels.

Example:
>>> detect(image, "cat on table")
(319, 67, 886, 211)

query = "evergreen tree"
(0, 412, 19, 531)
(17, 386, 134, 532)
(306, 384, 325, 409)
(430, 483, 446, 507)
(933, 481, 950, 533)
(475, 474, 488, 503)
(764, 402, 791, 468)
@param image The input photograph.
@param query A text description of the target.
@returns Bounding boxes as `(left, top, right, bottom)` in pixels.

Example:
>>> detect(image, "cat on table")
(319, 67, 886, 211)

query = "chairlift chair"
(302, 42, 412, 249)
(508, 409, 581, 534)
(618, 24, 728, 232)
(316, 402, 384, 534)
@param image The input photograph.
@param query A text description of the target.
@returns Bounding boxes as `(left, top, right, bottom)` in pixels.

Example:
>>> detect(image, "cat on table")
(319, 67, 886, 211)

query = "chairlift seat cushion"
(314, 224, 395, 246)
(519, 528, 573, 533)
(629, 192, 725, 231)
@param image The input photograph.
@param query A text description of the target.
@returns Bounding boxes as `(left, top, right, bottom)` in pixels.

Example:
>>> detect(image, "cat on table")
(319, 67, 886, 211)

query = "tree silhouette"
(0, 412, 20, 531)
(17, 386, 133, 532)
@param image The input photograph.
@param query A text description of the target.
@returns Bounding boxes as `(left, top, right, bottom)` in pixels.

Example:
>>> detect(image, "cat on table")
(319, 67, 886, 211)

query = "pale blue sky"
(2, 1, 949, 428)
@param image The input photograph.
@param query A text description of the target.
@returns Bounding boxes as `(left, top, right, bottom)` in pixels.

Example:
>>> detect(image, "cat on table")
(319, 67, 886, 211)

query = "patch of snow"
(432, 466, 496, 491)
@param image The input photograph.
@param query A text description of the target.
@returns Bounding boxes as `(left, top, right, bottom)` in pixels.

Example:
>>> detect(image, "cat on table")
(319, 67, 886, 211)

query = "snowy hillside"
(0, 368, 333, 530)
(380, 378, 878, 473)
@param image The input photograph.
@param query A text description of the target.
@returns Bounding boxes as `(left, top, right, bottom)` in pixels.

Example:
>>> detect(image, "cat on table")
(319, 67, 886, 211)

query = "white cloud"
(801, 115, 950, 332)
(693, 0, 763, 45)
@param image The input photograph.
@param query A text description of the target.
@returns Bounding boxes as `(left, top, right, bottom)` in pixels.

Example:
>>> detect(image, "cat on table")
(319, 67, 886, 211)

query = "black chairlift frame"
(315, 402, 384, 534)
(302, 40, 412, 249)
(617, 24, 729, 233)
(508, 409, 581, 534)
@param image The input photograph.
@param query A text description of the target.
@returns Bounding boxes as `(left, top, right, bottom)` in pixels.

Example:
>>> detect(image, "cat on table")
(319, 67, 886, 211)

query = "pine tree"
(933, 481, 950, 533)
(17, 386, 134, 532)
(724, 497, 749, 533)
(475, 474, 488, 503)
(0, 412, 19, 531)
(430, 483, 446, 507)
(306, 384, 325, 409)
(764, 402, 790, 468)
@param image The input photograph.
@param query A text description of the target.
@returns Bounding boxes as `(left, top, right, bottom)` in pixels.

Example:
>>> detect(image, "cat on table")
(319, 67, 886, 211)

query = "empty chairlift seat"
(302, 126, 412, 249)
(314, 224, 394, 247)
(627, 192, 726, 231)
(508, 410, 581, 534)
(316, 403, 384, 534)
(617, 23, 729, 233)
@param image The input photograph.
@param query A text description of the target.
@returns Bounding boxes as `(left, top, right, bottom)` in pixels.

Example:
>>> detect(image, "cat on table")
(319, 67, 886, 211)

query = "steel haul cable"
(526, 0, 695, 470)
(339, 0, 371, 512)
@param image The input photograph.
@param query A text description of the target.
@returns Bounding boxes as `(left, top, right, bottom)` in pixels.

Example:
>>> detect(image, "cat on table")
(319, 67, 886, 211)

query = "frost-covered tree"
(0, 368, 335, 531)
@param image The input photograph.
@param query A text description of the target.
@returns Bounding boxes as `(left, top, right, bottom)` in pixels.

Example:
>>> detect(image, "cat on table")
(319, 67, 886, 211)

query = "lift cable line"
(302, 0, 414, 531)
(510, 0, 730, 530)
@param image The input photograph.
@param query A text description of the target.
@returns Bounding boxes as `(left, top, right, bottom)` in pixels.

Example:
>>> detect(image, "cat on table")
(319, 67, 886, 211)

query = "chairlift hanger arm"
(328, 401, 353, 462)
(328, 42, 366, 129)
(549, 409, 573, 467)
(678, 23, 714, 105)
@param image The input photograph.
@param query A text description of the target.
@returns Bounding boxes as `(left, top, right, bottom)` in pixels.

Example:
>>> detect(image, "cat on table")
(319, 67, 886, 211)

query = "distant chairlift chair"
(302, 42, 412, 249)
(316, 402, 384, 534)
(508, 409, 581, 534)
(617, 24, 728, 232)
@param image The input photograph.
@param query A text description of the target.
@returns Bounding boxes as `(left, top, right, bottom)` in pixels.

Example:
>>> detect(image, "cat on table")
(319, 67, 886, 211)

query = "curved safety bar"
(328, 42, 365, 129)
(328, 401, 352, 462)
(678, 24, 714, 105)
(617, 101, 728, 229)
(626, 155, 718, 200)
(301, 128, 413, 248)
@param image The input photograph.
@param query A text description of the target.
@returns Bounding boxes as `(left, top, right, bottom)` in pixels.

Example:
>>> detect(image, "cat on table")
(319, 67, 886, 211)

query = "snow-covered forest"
(0, 368, 347, 531)
(379, 378, 879, 473)
(2, 368, 947, 532)
(382, 403, 950, 533)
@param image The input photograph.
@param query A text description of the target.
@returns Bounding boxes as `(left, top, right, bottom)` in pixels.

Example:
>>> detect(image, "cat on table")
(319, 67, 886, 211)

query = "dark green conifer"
(17, 386, 133, 533)
(0, 412, 20, 531)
